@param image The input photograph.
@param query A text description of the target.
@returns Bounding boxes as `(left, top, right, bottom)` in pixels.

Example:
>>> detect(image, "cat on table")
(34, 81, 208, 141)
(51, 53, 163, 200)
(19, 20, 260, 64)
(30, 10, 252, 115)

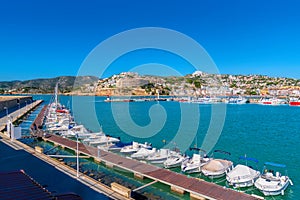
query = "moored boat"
(120, 141, 152, 154)
(226, 156, 260, 188)
(254, 162, 293, 196)
(164, 154, 189, 168)
(201, 150, 233, 178)
(131, 148, 156, 160)
(181, 148, 211, 174)
(289, 97, 300, 106)
(146, 149, 178, 163)
(259, 97, 287, 105)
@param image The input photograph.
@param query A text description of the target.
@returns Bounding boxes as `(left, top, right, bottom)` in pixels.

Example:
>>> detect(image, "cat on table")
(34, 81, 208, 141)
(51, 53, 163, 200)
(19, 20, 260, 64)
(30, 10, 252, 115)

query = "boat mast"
(55, 83, 58, 110)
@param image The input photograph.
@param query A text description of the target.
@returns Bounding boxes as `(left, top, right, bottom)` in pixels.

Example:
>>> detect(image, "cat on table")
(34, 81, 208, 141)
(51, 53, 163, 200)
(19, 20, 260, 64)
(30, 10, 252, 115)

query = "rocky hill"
(0, 76, 99, 94)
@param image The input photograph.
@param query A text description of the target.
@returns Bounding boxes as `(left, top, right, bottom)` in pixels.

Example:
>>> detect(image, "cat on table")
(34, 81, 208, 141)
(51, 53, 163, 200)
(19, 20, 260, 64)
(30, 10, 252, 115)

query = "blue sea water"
(33, 95, 299, 200)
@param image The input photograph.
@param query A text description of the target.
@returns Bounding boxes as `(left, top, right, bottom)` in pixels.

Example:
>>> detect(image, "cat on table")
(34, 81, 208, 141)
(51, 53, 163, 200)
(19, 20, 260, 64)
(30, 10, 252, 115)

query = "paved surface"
(0, 100, 43, 132)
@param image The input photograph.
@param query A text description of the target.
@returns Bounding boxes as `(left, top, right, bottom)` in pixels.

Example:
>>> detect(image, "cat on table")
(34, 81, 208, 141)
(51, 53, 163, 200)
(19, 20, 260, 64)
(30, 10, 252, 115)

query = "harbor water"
(30, 95, 299, 199)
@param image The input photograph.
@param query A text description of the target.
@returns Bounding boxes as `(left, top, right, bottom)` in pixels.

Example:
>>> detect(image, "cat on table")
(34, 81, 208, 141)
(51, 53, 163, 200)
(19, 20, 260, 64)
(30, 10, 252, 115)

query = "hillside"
(96, 72, 300, 97)
(0, 76, 99, 94)
(1, 72, 300, 97)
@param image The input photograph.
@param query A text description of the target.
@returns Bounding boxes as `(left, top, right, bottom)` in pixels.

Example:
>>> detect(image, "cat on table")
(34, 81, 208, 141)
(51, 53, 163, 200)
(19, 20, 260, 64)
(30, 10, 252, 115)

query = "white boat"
(181, 154, 210, 173)
(120, 141, 152, 154)
(164, 154, 189, 168)
(131, 148, 156, 160)
(260, 97, 287, 105)
(201, 150, 233, 178)
(227, 96, 248, 104)
(146, 149, 176, 163)
(105, 142, 132, 152)
(84, 135, 120, 146)
(254, 162, 293, 196)
(227, 164, 260, 188)
(48, 124, 69, 132)
(201, 159, 233, 178)
(226, 156, 260, 188)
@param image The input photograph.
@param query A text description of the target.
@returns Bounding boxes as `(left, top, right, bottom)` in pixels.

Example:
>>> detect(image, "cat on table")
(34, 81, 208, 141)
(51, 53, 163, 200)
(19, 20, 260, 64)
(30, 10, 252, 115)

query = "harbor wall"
(0, 96, 33, 112)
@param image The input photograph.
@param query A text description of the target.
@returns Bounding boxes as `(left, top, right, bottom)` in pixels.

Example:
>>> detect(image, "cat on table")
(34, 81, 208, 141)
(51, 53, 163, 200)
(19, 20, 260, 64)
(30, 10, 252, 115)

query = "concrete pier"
(45, 134, 262, 200)
(0, 99, 43, 133)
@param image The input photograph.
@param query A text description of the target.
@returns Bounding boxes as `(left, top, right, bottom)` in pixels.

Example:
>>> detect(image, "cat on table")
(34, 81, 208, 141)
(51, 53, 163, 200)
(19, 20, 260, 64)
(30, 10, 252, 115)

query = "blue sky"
(1, 0, 300, 81)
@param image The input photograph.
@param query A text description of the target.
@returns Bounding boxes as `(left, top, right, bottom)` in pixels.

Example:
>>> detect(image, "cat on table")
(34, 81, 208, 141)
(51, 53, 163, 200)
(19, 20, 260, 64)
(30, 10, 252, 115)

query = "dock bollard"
(35, 146, 44, 153)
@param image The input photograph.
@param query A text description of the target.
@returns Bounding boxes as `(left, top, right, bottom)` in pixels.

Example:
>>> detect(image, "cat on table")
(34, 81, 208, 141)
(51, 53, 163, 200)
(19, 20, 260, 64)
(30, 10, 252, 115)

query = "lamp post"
(17, 103, 20, 117)
(76, 133, 79, 178)
(4, 107, 8, 118)
(25, 101, 27, 111)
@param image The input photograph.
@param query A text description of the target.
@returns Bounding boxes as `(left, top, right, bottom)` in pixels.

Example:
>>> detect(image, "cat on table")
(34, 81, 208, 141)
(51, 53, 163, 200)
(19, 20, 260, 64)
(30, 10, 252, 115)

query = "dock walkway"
(45, 134, 260, 200)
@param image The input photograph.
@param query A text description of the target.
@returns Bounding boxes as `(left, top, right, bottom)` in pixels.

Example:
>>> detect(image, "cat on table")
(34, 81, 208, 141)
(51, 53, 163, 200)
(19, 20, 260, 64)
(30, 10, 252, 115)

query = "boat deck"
(45, 134, 259, 200)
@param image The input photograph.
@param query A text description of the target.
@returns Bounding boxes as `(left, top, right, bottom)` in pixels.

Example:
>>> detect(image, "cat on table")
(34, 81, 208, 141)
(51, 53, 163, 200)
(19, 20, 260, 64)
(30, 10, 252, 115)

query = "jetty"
(43, 134, 260, 200)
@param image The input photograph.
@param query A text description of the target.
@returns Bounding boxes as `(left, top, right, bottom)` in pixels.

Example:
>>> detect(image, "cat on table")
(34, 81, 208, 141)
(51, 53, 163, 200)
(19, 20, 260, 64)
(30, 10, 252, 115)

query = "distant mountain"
(0, 76, 99, 94)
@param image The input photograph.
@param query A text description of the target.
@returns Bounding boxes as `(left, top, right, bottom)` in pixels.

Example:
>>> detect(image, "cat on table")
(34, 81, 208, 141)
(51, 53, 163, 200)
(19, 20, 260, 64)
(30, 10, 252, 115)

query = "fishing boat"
(131, 148, 156, 160)
(201, 150, 233, 178)
(164, 154, 189, 168)
(120, 141, 152, 154)
(226, 156, 260, 188)
(254, 162, 293, 196)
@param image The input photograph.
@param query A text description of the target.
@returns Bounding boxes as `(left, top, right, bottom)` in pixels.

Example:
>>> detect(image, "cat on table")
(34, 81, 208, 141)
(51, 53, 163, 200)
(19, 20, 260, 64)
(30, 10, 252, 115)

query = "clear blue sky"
(1, 0, 300, 81)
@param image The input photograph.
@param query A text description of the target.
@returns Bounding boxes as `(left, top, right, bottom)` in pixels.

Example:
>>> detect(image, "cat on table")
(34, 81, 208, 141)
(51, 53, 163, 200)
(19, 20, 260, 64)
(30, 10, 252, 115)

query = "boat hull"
(164, 162, 181, 168)
(257, 181, 289, 196)
(254, 177, 290, 196)
(182, 166, 201, 174)
(290, 102, 300, 106)
(202, 170, 226, 179)
(227, 179, 255, 188)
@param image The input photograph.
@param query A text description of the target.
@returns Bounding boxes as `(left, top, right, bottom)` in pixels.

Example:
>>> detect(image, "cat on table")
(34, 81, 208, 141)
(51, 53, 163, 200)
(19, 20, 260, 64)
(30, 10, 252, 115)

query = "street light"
(25, 101, 27, 111)
(4, 107, 8, 118)
(17, 103, 20, 117)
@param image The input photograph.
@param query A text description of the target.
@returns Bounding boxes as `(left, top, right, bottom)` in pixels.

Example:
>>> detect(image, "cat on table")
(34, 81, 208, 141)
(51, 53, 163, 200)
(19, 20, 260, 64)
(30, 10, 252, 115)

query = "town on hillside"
(1, 71, 300, 98)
